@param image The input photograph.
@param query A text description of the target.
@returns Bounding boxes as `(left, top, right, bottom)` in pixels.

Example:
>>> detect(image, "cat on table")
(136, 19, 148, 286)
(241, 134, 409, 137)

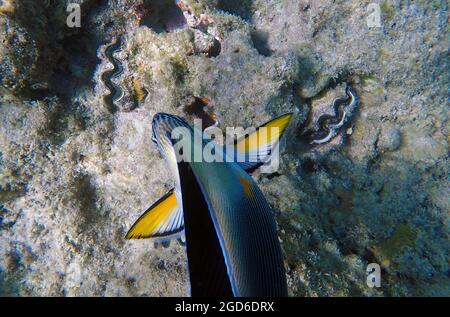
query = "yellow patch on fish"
(239, 176, 253, 198)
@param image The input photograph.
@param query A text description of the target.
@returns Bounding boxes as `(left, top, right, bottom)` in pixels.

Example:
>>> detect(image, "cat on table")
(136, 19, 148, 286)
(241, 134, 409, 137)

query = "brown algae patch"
(375, 224, 418, 268)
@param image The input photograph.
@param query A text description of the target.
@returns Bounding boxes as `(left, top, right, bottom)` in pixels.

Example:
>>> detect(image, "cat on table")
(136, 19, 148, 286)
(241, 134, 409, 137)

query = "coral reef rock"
(0, 0, 448, 296)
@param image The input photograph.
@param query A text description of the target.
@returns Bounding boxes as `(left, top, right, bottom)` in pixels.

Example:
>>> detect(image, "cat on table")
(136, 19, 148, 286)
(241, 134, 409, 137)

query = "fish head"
(151, 112, 194, 184)
(151, 112, 191, 154)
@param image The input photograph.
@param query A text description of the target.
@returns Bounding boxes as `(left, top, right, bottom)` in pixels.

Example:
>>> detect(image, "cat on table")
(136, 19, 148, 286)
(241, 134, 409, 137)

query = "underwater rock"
(192, 29, 221, 57)
(377, 126, 402, 154)
(0, 0, 107, 98)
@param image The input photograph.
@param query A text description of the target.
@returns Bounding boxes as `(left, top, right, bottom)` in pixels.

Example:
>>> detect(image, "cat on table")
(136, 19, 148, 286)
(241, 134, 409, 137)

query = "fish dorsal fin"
(125, 189, 184, 240)
(233, 113, 293, 172)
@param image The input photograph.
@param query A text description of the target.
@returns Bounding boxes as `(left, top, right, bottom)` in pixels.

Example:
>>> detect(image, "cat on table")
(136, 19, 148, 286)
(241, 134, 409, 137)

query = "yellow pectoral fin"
(235, 113, 293, 154)
(126, 189, 183, 239)
(233, 113, 293, 171)
(262, 112, 293, 144)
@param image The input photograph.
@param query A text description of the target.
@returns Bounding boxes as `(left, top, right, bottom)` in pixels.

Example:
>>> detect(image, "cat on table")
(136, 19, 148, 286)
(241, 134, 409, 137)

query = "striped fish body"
(153, 113, 287, 297)
(185, 160, 287, 296)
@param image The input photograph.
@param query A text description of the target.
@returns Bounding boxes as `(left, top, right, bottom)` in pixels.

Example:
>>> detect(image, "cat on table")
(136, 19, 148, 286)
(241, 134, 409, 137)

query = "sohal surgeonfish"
(126, 112, 293, 296)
